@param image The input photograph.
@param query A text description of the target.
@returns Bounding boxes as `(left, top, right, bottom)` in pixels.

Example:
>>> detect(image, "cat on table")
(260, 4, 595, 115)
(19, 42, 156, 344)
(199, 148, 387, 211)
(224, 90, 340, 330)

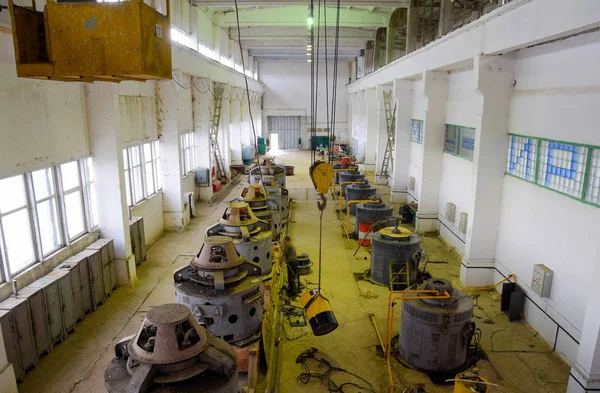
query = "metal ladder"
(389, 261, 410, 291)
(380, 92, 396, 178)
(210, 88, 227, 180)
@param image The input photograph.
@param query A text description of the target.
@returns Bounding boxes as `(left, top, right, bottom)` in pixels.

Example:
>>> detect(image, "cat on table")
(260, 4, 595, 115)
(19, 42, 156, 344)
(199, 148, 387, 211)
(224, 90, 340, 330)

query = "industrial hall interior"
(1, 0, 600, 393)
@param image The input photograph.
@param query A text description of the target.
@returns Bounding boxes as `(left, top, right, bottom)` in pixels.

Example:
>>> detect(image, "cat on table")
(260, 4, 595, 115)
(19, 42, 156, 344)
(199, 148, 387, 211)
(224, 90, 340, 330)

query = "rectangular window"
(507, 135, 538, 182)
(0, 158, 97, 281)
(180, 132, 196, 175)
(458, 126, 476, 161)
(537, 140, 588, 199)
(444, 124, 475, 160)
(411, 119, 424, 144)
(123, 142, 161, 207)
(60, 161, 86, 240)
(0, 175, 36, 276)
(32, 167, 62, 255)
(444, 124, 459, 154)
(585, 148, 600, 206)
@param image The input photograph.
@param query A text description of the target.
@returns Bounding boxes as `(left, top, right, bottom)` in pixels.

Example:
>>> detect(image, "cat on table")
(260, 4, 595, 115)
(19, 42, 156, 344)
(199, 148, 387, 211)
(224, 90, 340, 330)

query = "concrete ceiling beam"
(212, 6, 392, 27)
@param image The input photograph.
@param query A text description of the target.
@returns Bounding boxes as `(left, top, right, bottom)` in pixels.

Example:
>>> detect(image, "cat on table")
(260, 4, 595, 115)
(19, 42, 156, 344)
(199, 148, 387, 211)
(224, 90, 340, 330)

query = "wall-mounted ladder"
(380, 92, 396, 178)
(210, 88, 227, 181)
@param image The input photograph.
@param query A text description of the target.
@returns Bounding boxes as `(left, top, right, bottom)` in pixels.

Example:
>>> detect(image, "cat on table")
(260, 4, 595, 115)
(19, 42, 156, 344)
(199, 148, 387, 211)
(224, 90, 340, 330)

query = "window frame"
(0, 157, 97, 282)
(506, 133, 600, 209)
(444, 123, 475, 161)
(123, 141, 161, 207)
(180, 131, 196, 176)
(58, 162, 87, 241)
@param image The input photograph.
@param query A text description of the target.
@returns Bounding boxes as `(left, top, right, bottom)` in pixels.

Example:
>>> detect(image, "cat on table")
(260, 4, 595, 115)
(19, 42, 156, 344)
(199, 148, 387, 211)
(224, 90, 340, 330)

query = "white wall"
(260, 60, 349, 148)
(494, 30, 600, 364)
(436, 69, 477, 254)
(131, 192, 165, 247)
(0, 33, 90, 178)
(408, 78, 426, 202)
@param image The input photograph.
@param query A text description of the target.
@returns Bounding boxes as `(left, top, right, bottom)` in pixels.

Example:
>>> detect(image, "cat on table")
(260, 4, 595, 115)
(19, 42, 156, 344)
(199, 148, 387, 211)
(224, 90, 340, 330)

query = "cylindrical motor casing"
(370, 231, 420, 287)
(346, 184, 377, 215)
(399, 278, 474, 372)
(338, 171, 366, 197)
(333, 164, 358, 184)
(354, 202, 394, 235)
(174, 276, 264, 345)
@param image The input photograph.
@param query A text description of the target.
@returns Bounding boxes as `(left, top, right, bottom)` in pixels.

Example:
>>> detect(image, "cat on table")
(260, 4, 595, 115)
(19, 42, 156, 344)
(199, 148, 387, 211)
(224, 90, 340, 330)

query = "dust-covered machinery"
(104, 303, 238, 393)
(333, 157, 358, 184)
(249, 157, 286, 188)
(399, 278, 475, 374)
(345, 182, 377, 215)
(261, 175, 290, 231)
(174, 236, 263, 346)
(238, 184, 282, 238)
(338, 171, 366, 197)
(352, 198, 394, 239)
(370, 225, 421, 288)
(206, 202, 273, 274)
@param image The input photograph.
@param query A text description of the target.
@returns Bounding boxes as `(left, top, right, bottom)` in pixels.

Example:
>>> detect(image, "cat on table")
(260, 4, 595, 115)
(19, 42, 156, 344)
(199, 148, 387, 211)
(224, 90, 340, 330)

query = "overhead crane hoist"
(7, 0, 172, 82)
(302, 161, 338, 336)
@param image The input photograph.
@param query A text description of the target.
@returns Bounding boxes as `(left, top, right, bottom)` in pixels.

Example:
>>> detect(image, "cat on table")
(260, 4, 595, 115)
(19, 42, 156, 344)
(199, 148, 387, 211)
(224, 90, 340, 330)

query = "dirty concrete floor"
(19, 149, 569, 393)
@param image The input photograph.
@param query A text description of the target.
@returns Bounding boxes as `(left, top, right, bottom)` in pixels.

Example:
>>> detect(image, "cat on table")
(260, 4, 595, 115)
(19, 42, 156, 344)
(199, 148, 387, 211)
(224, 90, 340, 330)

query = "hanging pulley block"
(309, 161, 334, 195)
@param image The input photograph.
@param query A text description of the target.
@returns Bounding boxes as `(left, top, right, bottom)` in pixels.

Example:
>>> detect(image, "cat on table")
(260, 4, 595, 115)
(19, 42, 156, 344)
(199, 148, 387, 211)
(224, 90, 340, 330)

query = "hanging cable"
(323, 0, 330, 163)
(329, 0, 341, 163)
(232, 0, 274, 225)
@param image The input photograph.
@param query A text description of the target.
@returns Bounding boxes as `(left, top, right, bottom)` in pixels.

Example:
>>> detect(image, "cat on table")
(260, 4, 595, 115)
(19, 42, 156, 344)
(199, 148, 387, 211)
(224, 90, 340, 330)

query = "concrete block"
(0, 364, 18, 393)
(459, 264, 494, 287)
(115, 255, 138, 287)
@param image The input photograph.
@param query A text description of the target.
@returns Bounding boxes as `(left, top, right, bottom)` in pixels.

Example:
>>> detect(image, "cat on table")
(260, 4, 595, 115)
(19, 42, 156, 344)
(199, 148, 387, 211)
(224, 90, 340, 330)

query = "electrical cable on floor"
(296, 347, 377, 393)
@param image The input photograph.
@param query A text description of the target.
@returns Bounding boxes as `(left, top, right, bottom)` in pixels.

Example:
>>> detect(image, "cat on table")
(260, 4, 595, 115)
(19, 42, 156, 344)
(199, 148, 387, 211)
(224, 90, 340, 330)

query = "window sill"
(0, 230, 99, 302)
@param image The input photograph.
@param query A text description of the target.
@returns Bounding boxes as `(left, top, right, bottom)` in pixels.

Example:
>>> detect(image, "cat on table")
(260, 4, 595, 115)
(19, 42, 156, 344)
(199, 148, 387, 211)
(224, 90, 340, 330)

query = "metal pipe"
(369, 313, 385, 352)
(338, 181, 366, 210)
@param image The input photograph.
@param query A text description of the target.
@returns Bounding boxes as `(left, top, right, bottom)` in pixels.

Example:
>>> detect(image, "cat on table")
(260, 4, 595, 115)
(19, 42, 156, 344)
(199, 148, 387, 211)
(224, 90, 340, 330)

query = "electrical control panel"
(531, 264, 553, 298)
(459, 212, 468, 234)
(445, 202, 456, 222)
(409, 176, 416, 191)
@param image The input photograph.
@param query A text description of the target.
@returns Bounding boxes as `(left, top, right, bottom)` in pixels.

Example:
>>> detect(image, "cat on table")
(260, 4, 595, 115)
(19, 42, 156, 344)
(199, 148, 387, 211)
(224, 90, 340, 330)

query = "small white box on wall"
(531, 264, 553, 298)
(409, 176, 416, 191)
(445, 202, 456, 222)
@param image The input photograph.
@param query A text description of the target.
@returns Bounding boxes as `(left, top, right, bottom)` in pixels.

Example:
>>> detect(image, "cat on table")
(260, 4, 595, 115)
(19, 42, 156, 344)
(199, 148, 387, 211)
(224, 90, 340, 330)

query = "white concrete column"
(230, 90, 242, 165)
(415, 71, 449, 232)
(389, 78, 413, 203)
(364, 87, 378, 172)
(460, 55, 515, 286)
(568, 244, 600, 392)
(375, 84, 390, 184)
(192, 77, 214, 201)
(356, 90, 368, 162)
(157, 73, 186, 231)
(87, 83, 137, 286)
